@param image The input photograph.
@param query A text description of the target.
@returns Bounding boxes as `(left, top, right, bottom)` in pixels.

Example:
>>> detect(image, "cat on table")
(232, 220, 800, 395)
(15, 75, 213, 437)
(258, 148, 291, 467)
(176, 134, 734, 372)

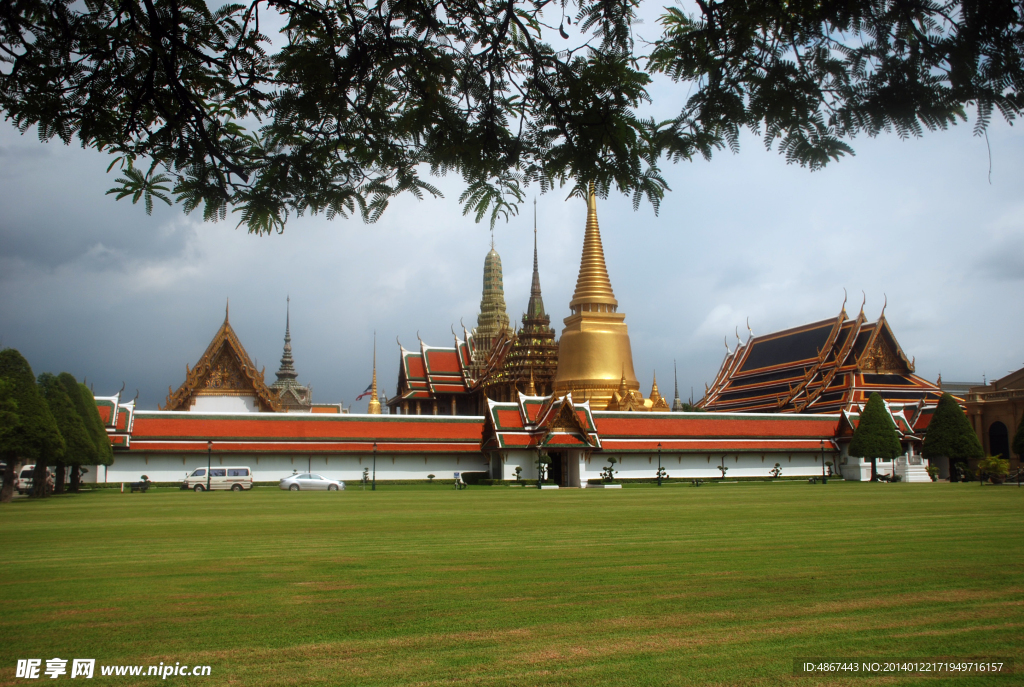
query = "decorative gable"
(163, 307, 281, 412)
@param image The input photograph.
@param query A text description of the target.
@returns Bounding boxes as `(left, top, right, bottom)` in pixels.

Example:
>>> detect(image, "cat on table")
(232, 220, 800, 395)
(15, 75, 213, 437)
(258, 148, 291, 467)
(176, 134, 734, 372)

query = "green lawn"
(1, 481, 1021, 686)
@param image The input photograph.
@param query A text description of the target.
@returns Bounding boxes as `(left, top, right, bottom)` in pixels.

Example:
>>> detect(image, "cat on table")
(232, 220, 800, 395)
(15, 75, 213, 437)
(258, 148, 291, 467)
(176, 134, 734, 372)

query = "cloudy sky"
(2, 9, 1022, 411)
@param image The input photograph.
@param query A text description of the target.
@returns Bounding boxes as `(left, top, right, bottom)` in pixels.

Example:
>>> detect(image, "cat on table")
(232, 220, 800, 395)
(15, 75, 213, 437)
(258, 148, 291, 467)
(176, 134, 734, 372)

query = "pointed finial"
(724, 336, 730, 354)
(881, 293, 887, 317)
(225, 298, 230, 322)
(526, 366, 537, 395)
(746, 317, 753, 340)
(490, 226, 495, 250)
(368, 331, 381, 414)
(860, 290, 866, 315)
(735, 326, 741, 346)
(569, 179, 617, 312)
(842, 287, 848, 313)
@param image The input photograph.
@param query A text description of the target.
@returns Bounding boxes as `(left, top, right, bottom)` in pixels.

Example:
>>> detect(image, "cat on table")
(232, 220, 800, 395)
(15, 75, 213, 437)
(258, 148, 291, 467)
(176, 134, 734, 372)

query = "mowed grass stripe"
(1, 482, 1021, 686)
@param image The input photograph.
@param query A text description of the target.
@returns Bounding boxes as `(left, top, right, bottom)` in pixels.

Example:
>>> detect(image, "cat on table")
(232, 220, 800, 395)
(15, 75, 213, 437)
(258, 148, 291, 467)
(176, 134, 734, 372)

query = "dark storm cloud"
(0, 126, 191, 269)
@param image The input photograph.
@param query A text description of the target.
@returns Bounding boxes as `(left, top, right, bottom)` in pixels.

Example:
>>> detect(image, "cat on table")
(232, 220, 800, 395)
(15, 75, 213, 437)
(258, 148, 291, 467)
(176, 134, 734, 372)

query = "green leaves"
(649, 0, 1023, 171)
(849, 392, 903, 460)
(922, 392, 984, 461)
(2, 1, 1021, 232)
(107, 165, 173, 215)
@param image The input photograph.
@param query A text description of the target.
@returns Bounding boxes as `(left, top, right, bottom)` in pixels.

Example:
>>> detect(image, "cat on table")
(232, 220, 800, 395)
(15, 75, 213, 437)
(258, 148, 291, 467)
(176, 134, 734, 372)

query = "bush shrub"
(977, 455, 1010, 484)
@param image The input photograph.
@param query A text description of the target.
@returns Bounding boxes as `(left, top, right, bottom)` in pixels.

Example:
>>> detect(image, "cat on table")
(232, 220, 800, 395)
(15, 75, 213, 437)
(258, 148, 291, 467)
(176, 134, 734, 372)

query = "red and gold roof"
(699, 301, 943, 414)
(163, 307, 281, 412)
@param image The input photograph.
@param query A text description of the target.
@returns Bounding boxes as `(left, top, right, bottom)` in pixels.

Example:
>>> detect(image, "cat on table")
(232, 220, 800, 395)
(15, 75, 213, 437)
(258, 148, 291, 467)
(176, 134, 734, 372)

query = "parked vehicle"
(16, 465, 53, 495)
(182, 466, 254, 491)
(279, 473, 344, 491)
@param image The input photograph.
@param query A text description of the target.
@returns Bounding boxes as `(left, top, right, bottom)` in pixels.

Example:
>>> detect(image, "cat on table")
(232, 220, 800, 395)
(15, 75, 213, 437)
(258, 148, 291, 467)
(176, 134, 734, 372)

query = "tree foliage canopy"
(922, 392, 983, 461)
(849, 392, 902, 460)
(0, 349, 63, 464)
(38, 372, 97, 466)
(74, 380, 115, 467)
(1, 0, 1021, 232)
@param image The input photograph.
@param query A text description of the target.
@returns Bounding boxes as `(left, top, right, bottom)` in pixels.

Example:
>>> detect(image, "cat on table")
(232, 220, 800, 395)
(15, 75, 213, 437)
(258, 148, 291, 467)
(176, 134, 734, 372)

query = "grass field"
(1, 481, 1021, 686)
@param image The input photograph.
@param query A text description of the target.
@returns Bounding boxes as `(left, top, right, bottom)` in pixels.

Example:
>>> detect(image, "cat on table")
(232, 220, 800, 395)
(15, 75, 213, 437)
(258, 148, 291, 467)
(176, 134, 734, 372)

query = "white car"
(279, 473, 344, 491)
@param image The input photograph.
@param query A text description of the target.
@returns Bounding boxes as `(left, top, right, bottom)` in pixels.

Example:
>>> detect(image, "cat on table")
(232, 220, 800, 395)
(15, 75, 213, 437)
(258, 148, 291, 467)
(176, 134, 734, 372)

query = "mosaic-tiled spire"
(271, 297, 312, 411)
(275, 296, 298, 384)
(475, 242, 510, 344)
(672, 359, 685, 411)
(526, 199, 546, 319)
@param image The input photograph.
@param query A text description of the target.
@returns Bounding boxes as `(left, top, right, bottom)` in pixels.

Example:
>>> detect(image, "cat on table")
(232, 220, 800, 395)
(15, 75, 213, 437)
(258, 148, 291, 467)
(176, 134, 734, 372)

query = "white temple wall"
(493, 450, 539, 481)
(838, 453, 931, 482)
(190, 395, 258, 412)
(97, 452, 491, 484)
(91, 450, 908, 484)
(582, 452, 834, 481)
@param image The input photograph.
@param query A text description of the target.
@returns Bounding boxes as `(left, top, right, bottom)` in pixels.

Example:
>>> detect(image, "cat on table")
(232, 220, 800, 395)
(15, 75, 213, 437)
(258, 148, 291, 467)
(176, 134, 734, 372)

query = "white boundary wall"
(91, 449, 927, 485)
(490, 449, 834, 485)
(90, 452, 491, 484)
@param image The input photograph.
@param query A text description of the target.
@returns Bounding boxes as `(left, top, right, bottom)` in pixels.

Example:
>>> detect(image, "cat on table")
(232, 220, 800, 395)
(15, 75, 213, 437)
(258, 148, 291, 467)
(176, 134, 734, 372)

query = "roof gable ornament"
(164, 305, 281, 412)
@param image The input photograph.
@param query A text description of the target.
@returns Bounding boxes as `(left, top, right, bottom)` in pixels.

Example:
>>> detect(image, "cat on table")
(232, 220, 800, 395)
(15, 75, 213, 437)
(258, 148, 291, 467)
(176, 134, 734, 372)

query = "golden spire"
(650, 372, 662, 403)
(569, 183, 618, 313)
(553, 183, 638, 409)
(368, 332, 381, 414)
(526, 366, 536, 395)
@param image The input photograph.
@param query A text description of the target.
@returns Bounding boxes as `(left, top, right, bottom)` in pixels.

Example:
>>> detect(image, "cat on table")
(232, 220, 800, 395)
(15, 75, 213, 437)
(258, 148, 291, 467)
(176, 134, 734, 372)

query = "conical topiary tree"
(0, 349, 63, 502)
(849, 392, 902, 481)
(922, 393, 983, 480)
(39, 373, 97, 494)
(78, 382, 114, 470)
(62, 376, 113, 490)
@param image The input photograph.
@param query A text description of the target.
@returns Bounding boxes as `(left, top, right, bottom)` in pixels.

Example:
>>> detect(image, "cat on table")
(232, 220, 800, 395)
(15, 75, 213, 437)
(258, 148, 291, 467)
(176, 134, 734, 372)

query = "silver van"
(183, 466, 254, 491)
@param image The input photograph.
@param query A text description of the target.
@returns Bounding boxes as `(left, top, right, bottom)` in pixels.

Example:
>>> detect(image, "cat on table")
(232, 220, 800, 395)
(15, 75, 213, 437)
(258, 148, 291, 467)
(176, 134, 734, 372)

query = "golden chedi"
(606, 372, 671, 412)
(553, 187, 639, 409)
(367, 335, 382, 414)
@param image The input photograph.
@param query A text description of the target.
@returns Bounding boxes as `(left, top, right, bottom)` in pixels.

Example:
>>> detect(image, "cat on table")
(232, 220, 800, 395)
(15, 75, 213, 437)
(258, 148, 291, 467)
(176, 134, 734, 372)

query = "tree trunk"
(54, 461, 66, 494)
(69, 466, 82, 493)
(0, 459, 18, 503)
(870, 458, 877, 481)
(32, 460, 49, 498)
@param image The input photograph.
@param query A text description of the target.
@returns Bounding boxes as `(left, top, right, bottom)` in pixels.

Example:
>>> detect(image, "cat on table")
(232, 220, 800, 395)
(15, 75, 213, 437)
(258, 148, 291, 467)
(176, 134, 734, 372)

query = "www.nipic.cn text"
(16, 659, 212, 679)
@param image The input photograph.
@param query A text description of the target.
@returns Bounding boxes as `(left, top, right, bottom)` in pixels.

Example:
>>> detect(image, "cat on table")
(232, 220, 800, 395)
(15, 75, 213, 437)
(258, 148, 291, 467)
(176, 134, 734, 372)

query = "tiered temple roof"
(483, 393, 601, 451)
(163, 303, 280, 412)
(482, 392, 840, 454)
(387, 332, 479, 414)
(698, 299, 943, 413)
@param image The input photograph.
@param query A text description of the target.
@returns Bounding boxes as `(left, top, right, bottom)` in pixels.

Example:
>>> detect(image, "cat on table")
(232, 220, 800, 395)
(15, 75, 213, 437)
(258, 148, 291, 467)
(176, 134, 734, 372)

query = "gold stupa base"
(553, 311, 638, 410)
